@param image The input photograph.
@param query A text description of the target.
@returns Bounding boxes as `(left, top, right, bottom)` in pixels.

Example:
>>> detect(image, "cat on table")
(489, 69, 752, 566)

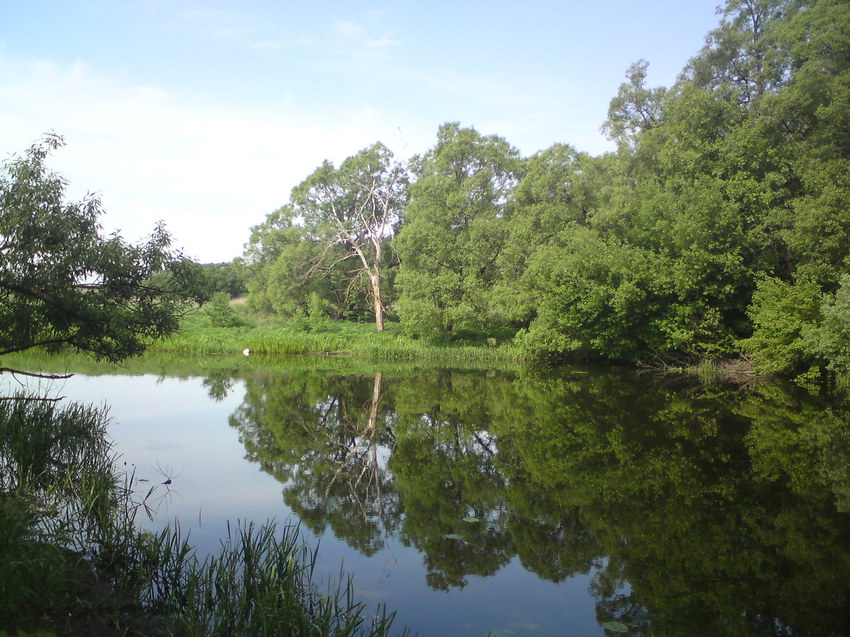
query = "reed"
(164, 521, 403, 636)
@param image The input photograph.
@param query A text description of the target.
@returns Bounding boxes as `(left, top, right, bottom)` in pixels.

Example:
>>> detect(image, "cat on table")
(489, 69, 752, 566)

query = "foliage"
(602, 59, 667, 145)
(245, 205, 354, 319)
(740, 276, 822, 374)
(0, 135, 202, 364)
(516, 228, 666, 360)
(496, 143, 594, 326)
(246, 145, 407, 331)
(196, 260, 248, 298)
(804, 274, 850, 375)
(395, 123, 523, 338)
(510, 0, 849, 372)
(291, 143, 408, 332)
(203, 291, 248, 328)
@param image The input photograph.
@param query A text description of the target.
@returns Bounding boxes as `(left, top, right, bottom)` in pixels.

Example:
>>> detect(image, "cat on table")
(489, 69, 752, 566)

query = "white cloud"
(0, 55, 421, 263)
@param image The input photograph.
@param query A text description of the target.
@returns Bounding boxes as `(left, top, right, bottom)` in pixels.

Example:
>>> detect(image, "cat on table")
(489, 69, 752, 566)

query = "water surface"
(4, 354, 850, 636)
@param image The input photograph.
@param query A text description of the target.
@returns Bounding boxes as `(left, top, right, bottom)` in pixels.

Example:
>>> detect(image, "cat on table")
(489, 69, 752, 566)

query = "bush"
(804, 274, 850, 375)
(740, 277, 822, 375)
(204, 292, 247, 328)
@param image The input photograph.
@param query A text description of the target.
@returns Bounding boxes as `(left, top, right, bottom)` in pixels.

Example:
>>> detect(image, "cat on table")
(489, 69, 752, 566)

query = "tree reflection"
(229, 370, 400, 556)
(225, 363, 850, 636)
(392, 372, 513, 589)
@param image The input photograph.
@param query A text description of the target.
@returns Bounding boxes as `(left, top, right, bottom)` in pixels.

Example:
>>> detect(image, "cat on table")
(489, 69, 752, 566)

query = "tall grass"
(166, 521, 400, 636)
(0, 396, 117, 630)
(150, 318, 526, 364)
(0, 395, 408, 636)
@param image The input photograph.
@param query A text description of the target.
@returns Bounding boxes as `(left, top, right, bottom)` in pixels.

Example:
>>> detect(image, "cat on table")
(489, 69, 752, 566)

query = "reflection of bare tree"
(230, 370, 401, 556)
(322, 372, 392, 538)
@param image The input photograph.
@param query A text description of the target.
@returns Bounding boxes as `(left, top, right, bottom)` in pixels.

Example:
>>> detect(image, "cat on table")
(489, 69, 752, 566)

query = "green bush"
(804, 274, 850, 375)
(740, 277, 822, 375)
(204, 292, 247, 328)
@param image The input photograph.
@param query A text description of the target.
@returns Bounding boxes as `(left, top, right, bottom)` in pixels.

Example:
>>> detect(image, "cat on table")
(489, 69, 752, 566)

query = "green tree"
(203, 291, 246, 328)
(243, 205, 355, 319)
(196, 261, 248, 299)
(740, 277, 821, 374)
(496, 143, 593, 326)
(517, 229, 670, 360)
(514, 0, 849, 371)
(0, 135, 200, 365)
(682, 0, 797, 106)
(395, 123, 523, 338)
(602, 59, 667, 146)
(803, 274, 850, 377)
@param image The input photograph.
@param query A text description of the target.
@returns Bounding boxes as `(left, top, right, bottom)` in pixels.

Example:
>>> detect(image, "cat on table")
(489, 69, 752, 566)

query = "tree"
(243, 205, 357, 319)
(0, 134, 201, 366)
(805, 275, 850, 376)
(496, 143, 594, 327)
(682, 0, 797, 106)
(291, 143, 407, 332)
(602, 60, 667, 146)
(196, 261, 248, 299)
(395, 123, 522, 338)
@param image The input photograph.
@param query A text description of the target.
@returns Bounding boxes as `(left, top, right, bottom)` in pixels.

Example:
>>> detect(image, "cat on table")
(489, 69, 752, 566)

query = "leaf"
(462, 516, 480, 523)
(601, 621, 629, 633)
(443, 533, 463, 540)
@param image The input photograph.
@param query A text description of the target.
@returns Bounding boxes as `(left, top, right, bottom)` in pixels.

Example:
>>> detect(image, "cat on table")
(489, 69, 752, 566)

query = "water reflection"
(225, 365, 850, 637)
(4, 353, 850, 635)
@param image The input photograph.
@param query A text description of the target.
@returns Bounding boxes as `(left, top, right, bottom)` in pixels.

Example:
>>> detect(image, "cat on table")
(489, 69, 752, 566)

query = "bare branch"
(0, 367, 73, 380)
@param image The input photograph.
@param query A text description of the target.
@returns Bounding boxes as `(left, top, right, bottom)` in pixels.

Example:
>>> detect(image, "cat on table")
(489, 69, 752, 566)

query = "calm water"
(4, 354, 850, 636)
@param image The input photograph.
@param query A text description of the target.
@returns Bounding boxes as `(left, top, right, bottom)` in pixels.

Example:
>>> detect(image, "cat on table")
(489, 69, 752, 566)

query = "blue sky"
(2, 1, 722, 262)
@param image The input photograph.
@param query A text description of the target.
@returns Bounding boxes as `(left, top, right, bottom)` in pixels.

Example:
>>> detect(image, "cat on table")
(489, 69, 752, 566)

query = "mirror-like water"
(4, 354, 850, 636)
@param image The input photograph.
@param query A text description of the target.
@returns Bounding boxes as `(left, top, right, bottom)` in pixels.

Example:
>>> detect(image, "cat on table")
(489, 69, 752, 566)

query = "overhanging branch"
(0, 367, 74, 380)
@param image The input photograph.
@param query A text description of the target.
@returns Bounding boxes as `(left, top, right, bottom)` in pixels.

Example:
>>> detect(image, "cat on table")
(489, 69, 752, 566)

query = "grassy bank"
(149, 313, 527, 364)
(0, 396, 407, 637)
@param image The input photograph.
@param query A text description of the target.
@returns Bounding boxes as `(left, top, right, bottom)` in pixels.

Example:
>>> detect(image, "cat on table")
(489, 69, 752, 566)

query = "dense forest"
(236, 0, 849, 380)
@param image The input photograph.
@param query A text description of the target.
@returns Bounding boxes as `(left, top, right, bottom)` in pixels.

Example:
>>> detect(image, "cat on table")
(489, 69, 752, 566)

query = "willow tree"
(394, 123, 522, 338)
(291, 143, 407, 331)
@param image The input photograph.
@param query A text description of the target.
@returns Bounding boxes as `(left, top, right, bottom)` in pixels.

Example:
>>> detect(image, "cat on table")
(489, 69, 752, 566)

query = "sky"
(1, 1, 723, 263)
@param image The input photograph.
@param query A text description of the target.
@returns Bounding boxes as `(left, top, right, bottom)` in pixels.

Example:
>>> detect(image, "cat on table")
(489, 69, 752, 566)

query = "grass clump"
(0, 395, 407, 637)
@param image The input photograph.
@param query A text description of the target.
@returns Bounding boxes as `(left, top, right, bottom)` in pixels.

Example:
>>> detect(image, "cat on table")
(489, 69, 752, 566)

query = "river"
(4, 353, 850, 636)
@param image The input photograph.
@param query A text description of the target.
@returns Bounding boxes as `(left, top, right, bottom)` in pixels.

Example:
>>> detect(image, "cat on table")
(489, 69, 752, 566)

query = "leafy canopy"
(0, 134, 202, 364)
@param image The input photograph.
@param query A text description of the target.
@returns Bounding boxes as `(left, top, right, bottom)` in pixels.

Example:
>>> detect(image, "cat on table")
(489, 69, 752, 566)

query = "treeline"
(239, 0, 849, 379)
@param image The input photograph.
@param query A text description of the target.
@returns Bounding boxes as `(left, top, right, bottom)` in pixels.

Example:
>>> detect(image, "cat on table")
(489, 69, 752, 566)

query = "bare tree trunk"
(370, 271, 384, 332)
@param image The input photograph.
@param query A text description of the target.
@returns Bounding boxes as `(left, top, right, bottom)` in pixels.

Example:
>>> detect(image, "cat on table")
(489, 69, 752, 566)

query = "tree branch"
(0, 367, 73, 380)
